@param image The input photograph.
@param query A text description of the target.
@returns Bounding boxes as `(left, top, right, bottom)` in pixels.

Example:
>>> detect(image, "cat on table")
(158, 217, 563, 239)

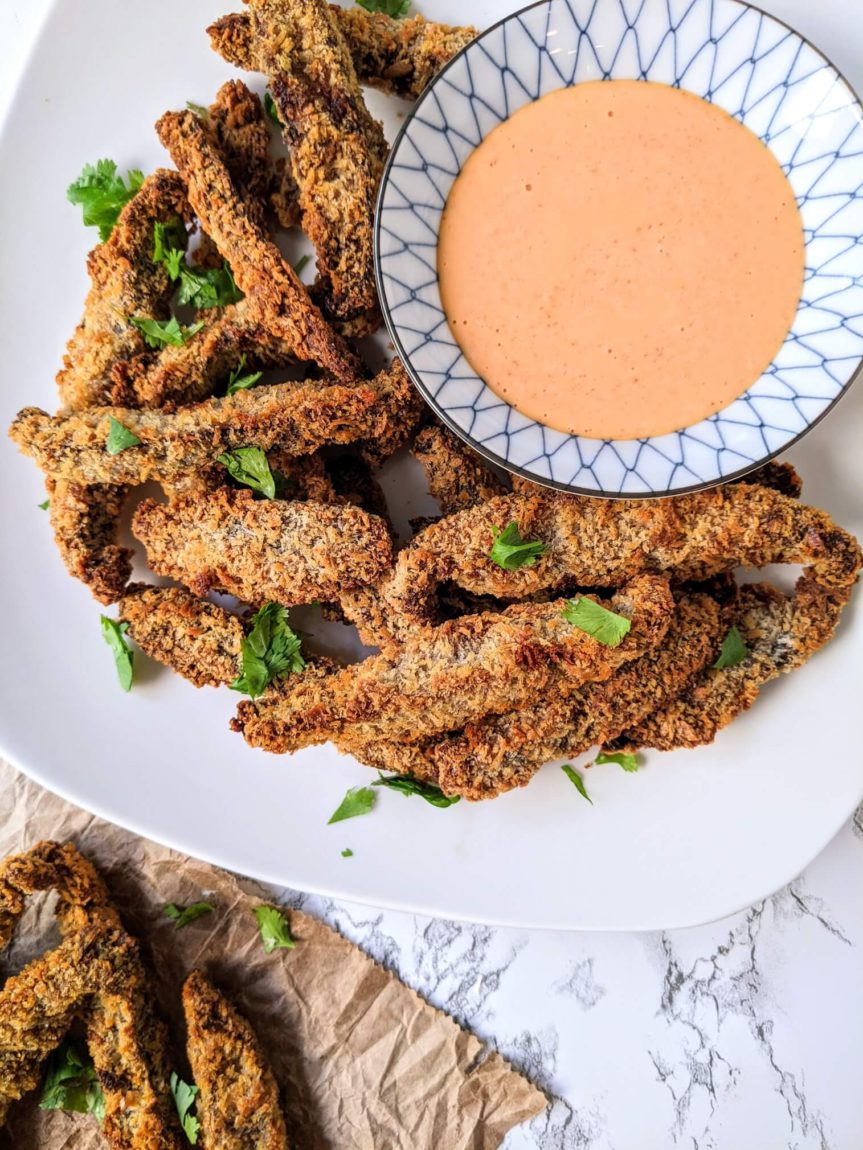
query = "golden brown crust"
(232, 575, 673, 752)
(56, 170, 189, 414)
(11, 362, 413, 486)
(612, 575, 855, 752)
(120, 584, 246, 688)
(155, 109, 362, 382)
(343, 591, 724, 799)
(132, 488, 393, 606)
(412, 423, 507, 514)
(45, 477, 134, 605)
(248, 0, 386, 334)
(208, 8, 477, 101)
(183, 971, 289, 1150)
(206, 80, 273, 232)
(373, 487, 862, 642)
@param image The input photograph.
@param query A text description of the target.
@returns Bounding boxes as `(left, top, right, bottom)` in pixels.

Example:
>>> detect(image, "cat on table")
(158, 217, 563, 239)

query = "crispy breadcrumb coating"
(45, 477, 133, 606)
(342, 591, 724, 799)
(232, 575, 673, 752)
(155, 109, 362, 382)
(373, 487, 862, 641)
(247, 0, 386, 336)
(206, 80, 273, 233)
(132, 489, 393, 606)
(208, 8, 477, 101)
(413, 423, 507, 514)
(11, 361, 413, 485)
(183, 971, 289, 1149)
(611, 575, 854, 752)
(119, 584, 246, 688)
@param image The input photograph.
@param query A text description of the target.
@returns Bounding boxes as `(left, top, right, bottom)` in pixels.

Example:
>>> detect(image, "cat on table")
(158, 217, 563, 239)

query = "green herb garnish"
(230, 602, 305, 698)
(341, 848, 354, 858)
(186, 100, 209, 118)
(356, 0, 410, 17)
(129, 315, 204, 349)
(39, 1040, 106, 1121)
(105, 416, 141, 455)
(164, 901, 215, 929)
(217, 446, 277, 499)
(293, 253, 311, 276)
(595, 750, 640, 772)
(38, 499, 50, 510)
(100, 616, 134, 692)
(561, 598, 631, 647)
(713, 625, 748, 669)
(372, 773, 460, 808)
(170, 1073, 200, 1144)
(152, 221, 242, 310)
(488, 521, 548, 571)
(254, 905, 296, 953)
(67, 159, 144, 241)
(561, 764, 593, 804)
(328, 785, 376, 824)
(263, 91, 283, 127)
(225, 353, 263, 396)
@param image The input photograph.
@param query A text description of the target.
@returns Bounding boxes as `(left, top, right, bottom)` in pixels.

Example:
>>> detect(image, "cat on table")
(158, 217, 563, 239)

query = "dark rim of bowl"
(373, 0, 863, 500)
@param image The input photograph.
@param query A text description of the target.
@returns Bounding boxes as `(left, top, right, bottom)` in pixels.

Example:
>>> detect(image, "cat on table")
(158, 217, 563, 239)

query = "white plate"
(0, 0, 860, 931)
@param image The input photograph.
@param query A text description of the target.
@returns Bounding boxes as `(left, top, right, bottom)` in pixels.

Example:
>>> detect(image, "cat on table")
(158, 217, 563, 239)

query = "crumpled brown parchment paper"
(0, 760, 546, 1149)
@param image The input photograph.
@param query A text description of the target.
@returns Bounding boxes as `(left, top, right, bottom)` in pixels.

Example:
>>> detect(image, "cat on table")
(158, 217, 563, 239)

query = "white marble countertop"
(3, 4, 862, 1147)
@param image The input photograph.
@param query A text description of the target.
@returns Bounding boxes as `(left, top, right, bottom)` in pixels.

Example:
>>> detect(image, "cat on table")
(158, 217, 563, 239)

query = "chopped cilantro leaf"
(170, 1073, 200, 1144)
(129, 315, 204, 349)
(186, 100, 209, 118)
(226, 353, 264, 396)
(39, 1040, 105, 1121)
(164, 901, 215, 929)
(713, 625, 748, 669)
(67, 159, 144, 241)
(254, 905, 296, 952)
(595, 750, 640, 772)
(561, 598, 631, 647)
(38, 499, 50, 510)
(293, 253, 311, 276)
(106, 417, 141, 455)
(356, 0, 410, 17)
(328, 785, 376, 824)
(264, 91, 283, 127)
(152, 221, 242, 310)
(230, 602, 305, 698)
(217, 446, 277, 500)
(100, 616, 134, 692)
(561, 764, 593, 804)
(372, 773, 460, 808)
(341, 848, 354, 858)
(488, 521, 549, 570)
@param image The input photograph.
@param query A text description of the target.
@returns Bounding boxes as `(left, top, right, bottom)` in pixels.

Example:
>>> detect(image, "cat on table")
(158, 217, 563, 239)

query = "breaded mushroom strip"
(232, 575, 673, 752)
(208, 8, 478, 101)
(133, 488, 393, 606)
(120, 585, 246, 688)
(611, 575, 854, 753)
(207, 80, 273, 233)
(45, 477, 133, 605)
(0, 926, 138, 1126)
(155, 109, 362, 382)
(343, 591, 724, 799)
(57, 170, 189, 413)
(0, 840, 120, 950)
(86, 945, 184, 1149)
(11, 361, 413, 485)
(413, 423, 507, 514)
(247, 0, 387, 335)
(183, 971, 289, 1150)
(373, 486, 862, 640)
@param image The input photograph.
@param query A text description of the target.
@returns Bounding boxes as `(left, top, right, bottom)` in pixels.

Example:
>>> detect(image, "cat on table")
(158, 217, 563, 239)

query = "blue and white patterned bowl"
(375, 0, 863, 497)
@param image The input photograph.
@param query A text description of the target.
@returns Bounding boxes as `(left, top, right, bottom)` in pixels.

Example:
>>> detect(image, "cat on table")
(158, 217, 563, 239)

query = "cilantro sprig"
(488, 521, 548, 571)
(254, 905, 296, 953)
(373, 773, 460, 808)
(561, 598, 631, 647)
(225, 354, 263, 396)
(67, 159, 144, 241)
(218, 447, 278, 500)
(153, 219, 242, 310)
(164, 901, 215, 930)
(106, 417, 141, 455)
(129, 315, 205, 349)
(170, 1073, 200, 1144)
(230, 603, 305, 698)
(561, 764, 592, 804)
(328, 785, 376, 824)
(39, 1040, 106, 1121)
(713, 625, 748, 669)
(101, 616, 134, 691)
(595, 750, 640, 772)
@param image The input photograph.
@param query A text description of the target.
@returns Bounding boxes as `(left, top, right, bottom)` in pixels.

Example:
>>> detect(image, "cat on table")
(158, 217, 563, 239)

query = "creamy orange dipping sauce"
(438, 81, 804, 439)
